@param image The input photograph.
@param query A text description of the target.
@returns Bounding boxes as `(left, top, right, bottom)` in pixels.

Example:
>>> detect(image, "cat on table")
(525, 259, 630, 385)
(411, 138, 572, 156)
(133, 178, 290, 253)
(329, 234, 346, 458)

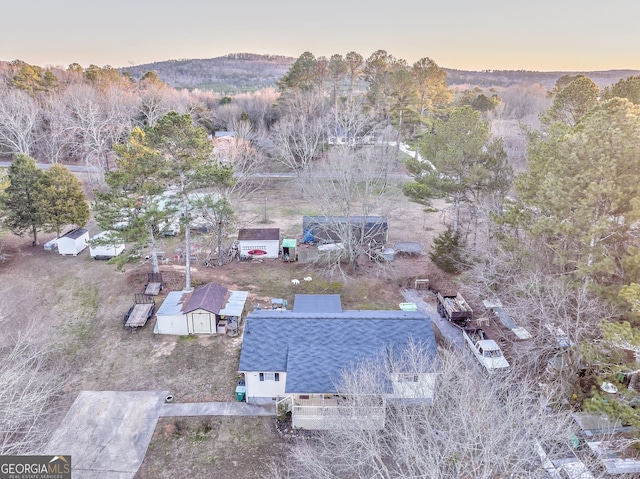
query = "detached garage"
(58, 228, 89, 256)
(154, 283, 248, 336)
(237, 228, 280, 259)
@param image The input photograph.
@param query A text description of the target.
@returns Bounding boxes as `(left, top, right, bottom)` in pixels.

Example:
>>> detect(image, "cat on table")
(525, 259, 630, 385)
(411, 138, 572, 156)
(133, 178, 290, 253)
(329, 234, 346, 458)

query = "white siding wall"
(89, 234, 125, 258)
(156, 314, 188, 335)
(58, 233, 89, 255)
(244, 371, 287, 402)
(237, 240, 279, 259)
(391, 372, 438, 401)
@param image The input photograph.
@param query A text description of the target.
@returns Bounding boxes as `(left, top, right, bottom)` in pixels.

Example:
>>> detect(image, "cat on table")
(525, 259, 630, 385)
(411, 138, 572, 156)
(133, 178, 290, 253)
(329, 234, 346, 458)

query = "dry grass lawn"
(0, 177, 449, 478)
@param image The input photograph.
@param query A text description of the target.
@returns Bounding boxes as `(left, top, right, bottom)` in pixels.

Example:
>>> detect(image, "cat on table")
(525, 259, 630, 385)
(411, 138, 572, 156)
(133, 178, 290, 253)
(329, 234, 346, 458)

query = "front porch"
(277, 394, 386, 430)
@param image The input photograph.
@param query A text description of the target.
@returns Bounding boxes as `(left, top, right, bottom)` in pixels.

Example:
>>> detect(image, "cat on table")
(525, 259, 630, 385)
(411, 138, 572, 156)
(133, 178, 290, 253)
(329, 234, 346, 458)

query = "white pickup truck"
(463, 328, 510, 373)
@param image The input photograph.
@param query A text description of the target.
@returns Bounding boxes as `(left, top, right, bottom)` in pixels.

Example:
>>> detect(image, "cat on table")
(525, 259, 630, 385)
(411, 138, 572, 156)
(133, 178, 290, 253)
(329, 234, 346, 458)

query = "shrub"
(429, 227, 467, 274)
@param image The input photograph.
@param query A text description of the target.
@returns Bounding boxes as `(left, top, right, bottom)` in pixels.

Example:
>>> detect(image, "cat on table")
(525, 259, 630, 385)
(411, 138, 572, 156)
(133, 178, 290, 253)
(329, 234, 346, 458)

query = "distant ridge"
(118, 52, 640, 93)
(445, 68, 640, 88)
(120, 53, 296, 93)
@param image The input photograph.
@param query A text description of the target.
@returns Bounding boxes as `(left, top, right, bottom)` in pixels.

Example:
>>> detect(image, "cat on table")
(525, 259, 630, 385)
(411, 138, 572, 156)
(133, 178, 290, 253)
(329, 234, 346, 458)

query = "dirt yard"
(0, 178, 451, 478)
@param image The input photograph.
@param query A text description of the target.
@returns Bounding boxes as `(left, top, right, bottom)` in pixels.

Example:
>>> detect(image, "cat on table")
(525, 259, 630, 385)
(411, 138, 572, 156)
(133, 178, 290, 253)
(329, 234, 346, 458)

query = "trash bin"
(235, 379, 246, 402)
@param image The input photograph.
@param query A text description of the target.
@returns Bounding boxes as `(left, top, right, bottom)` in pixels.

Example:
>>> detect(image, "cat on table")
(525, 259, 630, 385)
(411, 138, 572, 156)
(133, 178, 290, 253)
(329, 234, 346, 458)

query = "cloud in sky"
(3, 0, 639, 71)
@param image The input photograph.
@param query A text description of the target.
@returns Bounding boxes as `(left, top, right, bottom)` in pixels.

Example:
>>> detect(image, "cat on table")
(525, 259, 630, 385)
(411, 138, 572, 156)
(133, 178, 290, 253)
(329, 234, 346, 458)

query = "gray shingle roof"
(237, 228, 280, 241)
(239, 309, 438, 394)
(293, 294, 342, 313)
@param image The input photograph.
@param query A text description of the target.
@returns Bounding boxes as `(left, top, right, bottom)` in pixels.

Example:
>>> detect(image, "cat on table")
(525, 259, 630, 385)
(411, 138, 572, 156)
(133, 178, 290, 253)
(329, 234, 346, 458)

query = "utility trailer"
(123, 294, 155, 330)
(144, 273, 163, 296)
(436, 292, 474, 325)
(462, 328, 510, 373)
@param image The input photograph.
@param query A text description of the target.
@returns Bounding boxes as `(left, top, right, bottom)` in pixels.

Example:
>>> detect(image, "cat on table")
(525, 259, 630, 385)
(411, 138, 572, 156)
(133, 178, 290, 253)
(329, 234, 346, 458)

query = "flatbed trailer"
(144, 272, 163, 296)
(124, 294, 155, 329)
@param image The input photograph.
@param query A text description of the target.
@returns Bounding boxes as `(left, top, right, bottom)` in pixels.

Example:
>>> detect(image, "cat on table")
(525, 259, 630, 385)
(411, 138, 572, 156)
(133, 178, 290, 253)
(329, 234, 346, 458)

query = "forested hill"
(446, 68, 640, 88)
(120, 53, 295, 92)
(119, 52, 640, 92)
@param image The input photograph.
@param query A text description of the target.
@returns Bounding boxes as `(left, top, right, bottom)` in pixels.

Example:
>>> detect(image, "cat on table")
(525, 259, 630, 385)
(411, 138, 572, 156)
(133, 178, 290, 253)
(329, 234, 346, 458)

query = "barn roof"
(237, 228, 280, 241)
(239, 300, 438, 394)
(184, 283, 228, 314)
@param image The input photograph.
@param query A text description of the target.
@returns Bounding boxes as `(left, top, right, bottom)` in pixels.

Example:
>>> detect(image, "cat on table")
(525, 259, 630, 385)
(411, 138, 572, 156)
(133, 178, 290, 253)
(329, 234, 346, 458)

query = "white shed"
(154, 283, 248, 336)
(155, 291, 190, 335)
(89, 231, 125, 259)
(237, 228, 280, 259)
(58, 228, 89, 256)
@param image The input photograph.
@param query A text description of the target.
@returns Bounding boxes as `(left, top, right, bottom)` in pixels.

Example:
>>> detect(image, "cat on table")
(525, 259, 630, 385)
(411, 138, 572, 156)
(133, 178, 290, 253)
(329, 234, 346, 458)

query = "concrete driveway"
(45, 391, 169, 479)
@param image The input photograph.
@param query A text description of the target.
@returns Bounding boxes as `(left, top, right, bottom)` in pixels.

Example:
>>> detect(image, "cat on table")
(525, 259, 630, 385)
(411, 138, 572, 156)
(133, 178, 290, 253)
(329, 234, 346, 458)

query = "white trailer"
(89, 231, 125, 260)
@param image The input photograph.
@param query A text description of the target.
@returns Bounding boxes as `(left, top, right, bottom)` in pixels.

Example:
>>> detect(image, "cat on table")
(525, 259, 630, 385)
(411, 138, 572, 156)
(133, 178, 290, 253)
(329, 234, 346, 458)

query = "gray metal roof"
(293, 294, 342, 313)
(63, 228, 88, 240)
(239, 310, 438, 394)
(302, 216, 387, 227)
(219, 291, 249, 317)
(157, 291, 189, 316)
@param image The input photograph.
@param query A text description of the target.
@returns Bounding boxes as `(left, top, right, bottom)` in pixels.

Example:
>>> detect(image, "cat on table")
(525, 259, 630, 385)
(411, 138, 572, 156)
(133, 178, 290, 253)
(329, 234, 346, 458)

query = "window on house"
(398, 373, 419, 383)
(259, 372, 279, 381)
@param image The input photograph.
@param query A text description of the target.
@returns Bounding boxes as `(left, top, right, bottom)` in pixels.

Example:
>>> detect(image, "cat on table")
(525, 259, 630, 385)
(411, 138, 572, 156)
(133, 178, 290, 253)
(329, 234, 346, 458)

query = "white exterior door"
(191, 312, 213, 334)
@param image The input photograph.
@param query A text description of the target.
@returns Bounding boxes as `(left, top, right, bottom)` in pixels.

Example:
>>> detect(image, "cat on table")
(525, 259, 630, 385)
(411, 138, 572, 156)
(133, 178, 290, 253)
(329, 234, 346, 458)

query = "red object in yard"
(247, 249, 267, 255)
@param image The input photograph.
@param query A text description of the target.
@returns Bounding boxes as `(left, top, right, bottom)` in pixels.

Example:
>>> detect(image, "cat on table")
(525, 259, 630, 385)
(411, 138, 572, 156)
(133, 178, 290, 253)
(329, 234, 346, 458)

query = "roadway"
(0, 161, 413, 180)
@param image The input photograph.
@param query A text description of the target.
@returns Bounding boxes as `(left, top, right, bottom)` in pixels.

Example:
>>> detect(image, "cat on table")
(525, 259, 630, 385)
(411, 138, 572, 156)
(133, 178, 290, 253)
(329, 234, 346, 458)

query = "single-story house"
(154, 282, 248, 335)
(238, 294, 439, 429)
(58, 228, 89, 256)
(302, 216, 388, 244)
(237, 228, 280, 259)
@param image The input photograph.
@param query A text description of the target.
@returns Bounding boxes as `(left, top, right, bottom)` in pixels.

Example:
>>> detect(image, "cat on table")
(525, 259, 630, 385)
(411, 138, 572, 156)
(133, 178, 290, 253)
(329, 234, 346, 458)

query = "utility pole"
(263, 197, 267, 223)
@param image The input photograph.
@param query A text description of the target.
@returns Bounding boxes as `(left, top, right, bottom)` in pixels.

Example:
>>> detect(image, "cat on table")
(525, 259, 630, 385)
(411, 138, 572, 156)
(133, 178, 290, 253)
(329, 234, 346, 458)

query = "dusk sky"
(2, 0, 639, 71)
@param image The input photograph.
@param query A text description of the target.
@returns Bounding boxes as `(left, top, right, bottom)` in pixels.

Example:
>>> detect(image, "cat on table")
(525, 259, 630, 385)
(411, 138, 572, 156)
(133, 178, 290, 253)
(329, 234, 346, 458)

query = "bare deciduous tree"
(302, 125, 401, 275)
(270, 347, 572, 479)
(271, 90, 327, 184)
(0, 324, 63, 454)
(460, 244, 615, 404)
(61, 84, 136, 184)
(0, 87, 39, 155)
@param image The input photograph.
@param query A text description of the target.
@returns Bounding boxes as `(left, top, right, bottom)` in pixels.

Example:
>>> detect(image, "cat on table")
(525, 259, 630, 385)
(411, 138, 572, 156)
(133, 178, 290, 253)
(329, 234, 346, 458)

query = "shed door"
(191, 313, 213, 334)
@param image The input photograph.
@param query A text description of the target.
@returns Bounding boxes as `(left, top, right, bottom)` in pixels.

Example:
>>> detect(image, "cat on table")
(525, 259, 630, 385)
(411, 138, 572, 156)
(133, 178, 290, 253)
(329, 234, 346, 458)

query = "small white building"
(89, 231, 125, 259)
(58, 228, 89, 256)
(155, 291, 190, 335)
(237, 228, 280, 259)
(155, 283, 248, 335)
